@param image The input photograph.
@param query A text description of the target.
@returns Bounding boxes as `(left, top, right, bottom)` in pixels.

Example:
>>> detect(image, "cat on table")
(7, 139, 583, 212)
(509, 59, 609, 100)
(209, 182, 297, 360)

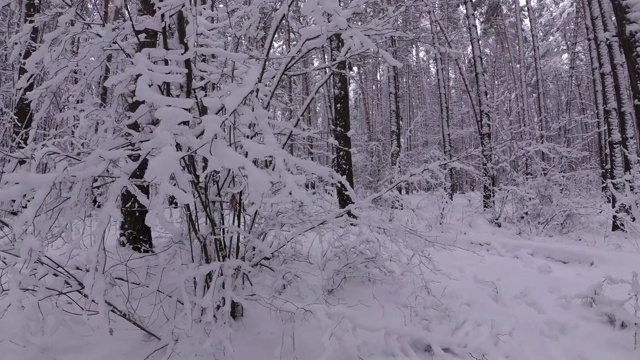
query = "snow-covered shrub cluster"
(581, 273, 640, 349)
(0, 1, 440, 357)
(498, 171, 603, 236)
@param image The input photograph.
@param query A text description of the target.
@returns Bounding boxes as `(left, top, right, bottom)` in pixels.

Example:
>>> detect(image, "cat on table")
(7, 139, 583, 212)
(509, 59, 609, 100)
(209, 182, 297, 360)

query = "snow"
(3, 0, 639, 357)
(1, 194, 639, 359)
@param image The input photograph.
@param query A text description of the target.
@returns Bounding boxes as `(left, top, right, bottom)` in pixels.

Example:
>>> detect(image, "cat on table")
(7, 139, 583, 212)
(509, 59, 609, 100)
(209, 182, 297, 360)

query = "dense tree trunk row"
(585, 0, 638, 230)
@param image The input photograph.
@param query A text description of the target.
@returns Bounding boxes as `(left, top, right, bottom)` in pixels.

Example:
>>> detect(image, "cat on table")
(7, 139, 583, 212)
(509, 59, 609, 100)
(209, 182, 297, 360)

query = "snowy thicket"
(2, 0, 640, 358)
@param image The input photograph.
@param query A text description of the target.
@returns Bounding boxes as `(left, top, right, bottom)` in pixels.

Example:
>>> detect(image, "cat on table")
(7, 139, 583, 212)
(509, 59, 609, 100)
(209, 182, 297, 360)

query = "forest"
(1, 0, 640, 358)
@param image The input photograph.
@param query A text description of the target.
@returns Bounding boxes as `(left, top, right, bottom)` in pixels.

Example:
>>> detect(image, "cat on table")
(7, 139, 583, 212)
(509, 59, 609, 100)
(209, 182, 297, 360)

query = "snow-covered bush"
(0, 1, 437, 358)
(580, 273, 640, 349)
(499, 171, 602, 236)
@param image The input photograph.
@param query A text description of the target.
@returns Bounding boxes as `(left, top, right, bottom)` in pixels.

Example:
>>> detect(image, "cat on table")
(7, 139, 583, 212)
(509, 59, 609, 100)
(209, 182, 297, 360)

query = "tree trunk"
(582, 0, 609, 193)
(302, 55, 315, 160)
(388, 36, 402, 173)
(13, 0, 40, 151)
(610, 0, 640, 133)
(430, 9, 454, 200)
(330, 33, 355, 212)
(600, 0, 638, 228)
(525, 0, 547, 168)
(360, 69, 373, 143)
(588, 0, 631, 231)
(99, 0, 114, 109)
(119, 0, 157, 252)
(512, 0, 534, 178)
(464, 0, 496, 212)
(514, 0, 528, 132)
(598, 0, 637, 177)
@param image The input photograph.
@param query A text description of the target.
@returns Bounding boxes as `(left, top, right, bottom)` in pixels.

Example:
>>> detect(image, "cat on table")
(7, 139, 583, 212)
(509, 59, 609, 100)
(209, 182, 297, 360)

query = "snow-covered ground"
(2, 194, 639, 360)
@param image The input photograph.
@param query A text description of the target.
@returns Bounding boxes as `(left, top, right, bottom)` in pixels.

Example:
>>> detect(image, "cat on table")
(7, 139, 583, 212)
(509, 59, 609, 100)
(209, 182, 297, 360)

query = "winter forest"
(4, 0, 640, 358)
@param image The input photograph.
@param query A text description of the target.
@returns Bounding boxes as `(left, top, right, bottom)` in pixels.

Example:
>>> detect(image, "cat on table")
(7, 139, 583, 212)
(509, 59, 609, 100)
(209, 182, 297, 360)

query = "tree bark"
(610, 0, 640, 133)
(525, 0, 547, 168)
(13, 0, 40, 151)
(388, 36, 402, 173)
(430, 9, 454, 200)
(464, 0, 496, 212)
(581, 0, 609, 193)
(588, 0, 632, 231)
(330, 33, 355, 212)
(598, 0, 636, 177)
(514, 0, 528, 132)
(119, 0, 157, 252)
(600, 0, 638, 229)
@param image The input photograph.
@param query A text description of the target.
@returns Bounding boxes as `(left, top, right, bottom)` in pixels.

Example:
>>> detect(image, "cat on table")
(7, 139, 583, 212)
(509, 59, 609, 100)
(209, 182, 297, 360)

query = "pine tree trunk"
(330, 33, 355, 212)
(99, 0, 114, 109)
(464, 0, 496, 212)
(360, 69, 373, 143)
(512, 0, 533, 178)
(119, 0, 157, 252)
(13, 0, 40, 151)
(430, 9, 454, 200)
(514, 0, 528, 130)
(302, 55, 315, 160)
(388, 36, 402, 173)
(588, 0, 631, 231)
(525, 0, 547, 167)
(598, 0, 637, 176)
(582, 0, 609, 194)
(93, 0, 117, 209)
(610, 0, 640, 132)
(599, 0, 638, 228)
